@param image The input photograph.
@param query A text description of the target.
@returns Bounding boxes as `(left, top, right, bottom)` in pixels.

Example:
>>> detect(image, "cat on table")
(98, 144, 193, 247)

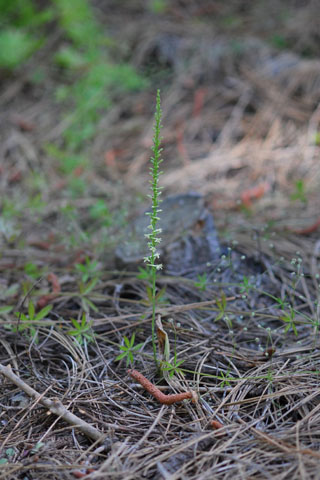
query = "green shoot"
(137, 265, 153, 282)
(75, 256, 100, 283)
(141, 285, 168, 307)
(239, 275, 254, 295)
(161, 358, 185, 378)
(67, 312, 94, 345)
(281, 307, 298, 336)
(194, 272, 208, 292)
(116, 333, 143, 367)
(218, 369, 233, 388)
(12, 301, 52, 342)
(215, 291, 227, 322)
(144, 89, 163, 368)
(77, 278, 99, 312)
(290, 179, 307, 204)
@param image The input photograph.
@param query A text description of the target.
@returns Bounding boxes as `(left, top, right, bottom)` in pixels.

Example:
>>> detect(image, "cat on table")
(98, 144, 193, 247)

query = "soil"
(1, 1, 320, 479)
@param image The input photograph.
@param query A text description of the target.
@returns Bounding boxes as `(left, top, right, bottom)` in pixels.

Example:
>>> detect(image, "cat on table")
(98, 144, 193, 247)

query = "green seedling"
(218, 369, 233, 388)
(149, 0, 167, 14)
(27, 193, 46, 213)
(24, 262, 43, 280)
(54, 45, 87, 69)
(274, 295, 290, 311)
(137, 266, 153, 282)
(159, 318, 184, 378)
(270, 33, 288, 49)
(290, 179, 307, 204)
(77, 279, 99, 313)
(0, 28, 40, 70)
(116, 333, 143, 367)
(215, 291, 227, 322)
(161, 358, 185, 378)
(75, 256, 100, 283)
(67, 312, 94, 345)
(281, 307, 298, 336)
(89, 199, 112, 227)
(141, 285, 168, 307)
(144, 89, 163, 368)
(194, 272, 208, 292)
(239, 275, 254, 295)
(264, 368, 275, 386)
(12, 301, 52, 342)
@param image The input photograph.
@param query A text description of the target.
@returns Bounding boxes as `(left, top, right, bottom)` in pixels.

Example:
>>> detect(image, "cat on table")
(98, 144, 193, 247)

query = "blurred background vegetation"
(1, 0, 319, 262)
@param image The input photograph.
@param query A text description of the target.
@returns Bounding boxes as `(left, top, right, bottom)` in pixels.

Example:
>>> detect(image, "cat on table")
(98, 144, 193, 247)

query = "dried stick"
(128, 369, 193, 405)
(0, 363, 106, 444)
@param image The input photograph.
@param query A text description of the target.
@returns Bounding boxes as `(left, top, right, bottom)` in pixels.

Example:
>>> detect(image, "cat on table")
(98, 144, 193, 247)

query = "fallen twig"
(0, 363, 106, 444)
(128, 369, 194, 405)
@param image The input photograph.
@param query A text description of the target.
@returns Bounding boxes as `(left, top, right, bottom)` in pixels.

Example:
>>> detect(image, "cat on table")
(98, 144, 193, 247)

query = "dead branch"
(0, 362, 106, 444)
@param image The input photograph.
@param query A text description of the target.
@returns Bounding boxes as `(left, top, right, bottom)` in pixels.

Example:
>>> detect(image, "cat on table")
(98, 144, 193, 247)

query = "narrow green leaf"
(35, 304, 52, 321)
(28, 301, 35, 320)
(115, 352, 127, 361)
(129, 333, 136, 347)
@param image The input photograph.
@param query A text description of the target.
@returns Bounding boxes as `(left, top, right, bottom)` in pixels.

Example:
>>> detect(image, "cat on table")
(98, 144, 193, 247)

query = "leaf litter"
(1, 2, 320, 479)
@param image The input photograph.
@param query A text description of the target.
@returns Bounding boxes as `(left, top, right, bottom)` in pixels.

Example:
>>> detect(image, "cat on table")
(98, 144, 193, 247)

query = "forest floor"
(1, 1, 320, 479)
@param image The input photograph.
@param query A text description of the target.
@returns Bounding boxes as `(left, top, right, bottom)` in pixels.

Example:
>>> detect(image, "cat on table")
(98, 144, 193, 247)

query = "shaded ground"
(1, 1, 320, 479)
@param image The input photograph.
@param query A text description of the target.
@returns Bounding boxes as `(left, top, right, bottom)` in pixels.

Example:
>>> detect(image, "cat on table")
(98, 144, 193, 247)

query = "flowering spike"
(144, 89, 164, 368)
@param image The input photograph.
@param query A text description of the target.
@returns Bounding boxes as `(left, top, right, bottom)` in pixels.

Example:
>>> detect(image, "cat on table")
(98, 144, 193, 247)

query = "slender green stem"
(151, 268, 157, 366)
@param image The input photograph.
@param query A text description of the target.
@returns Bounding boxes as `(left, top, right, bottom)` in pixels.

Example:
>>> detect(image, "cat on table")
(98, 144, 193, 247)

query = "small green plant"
(141, 285, 168, 307)
(24, 262, 43, 280)
(159, 318, 184, 377)
(89, 200, 112, 227)
(194, 272, 208, 292)
(116, 333, 143, 367)
(11, 301, 52, 342)
(52, 0, 147, 152)
(76, 279, 99, 313)
(0, 28, 40, 69)
(75, 257, 100, 283)
(0, 0, 52, 70)
(161, 358, 185, 378)
(149, 0, 167, 14)
(280, 306, 298, 336)
(67, 312, 94, 345)
(270, 33, 289, 49)
(215, 291, 228, 322)
(218, 369, 233, 388)
(137, 266, 153, 282)
(239, 275, 254, 295)
(290, 179, 307, 204)
(144, 89, 163, 368)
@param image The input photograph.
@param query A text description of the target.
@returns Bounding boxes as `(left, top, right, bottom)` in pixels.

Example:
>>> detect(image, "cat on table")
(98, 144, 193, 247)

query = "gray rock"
(115, 193, 220, 274)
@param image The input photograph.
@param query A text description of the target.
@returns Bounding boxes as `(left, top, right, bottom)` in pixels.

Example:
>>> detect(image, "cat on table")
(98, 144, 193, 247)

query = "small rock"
(115, 192, 220, 274)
